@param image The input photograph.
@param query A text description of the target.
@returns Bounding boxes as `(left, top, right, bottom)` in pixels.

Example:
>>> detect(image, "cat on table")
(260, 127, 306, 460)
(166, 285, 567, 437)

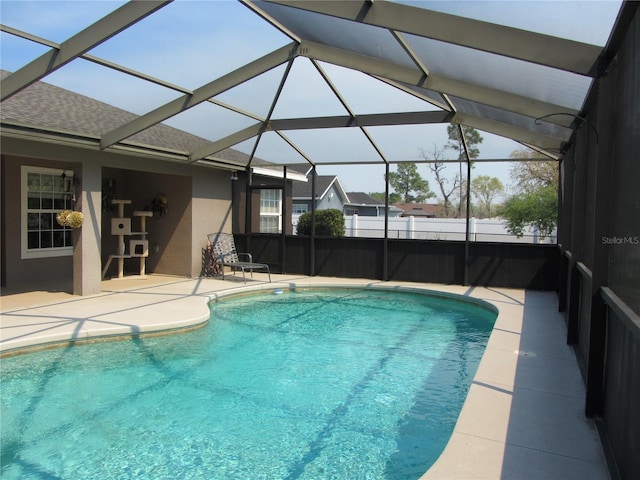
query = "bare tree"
(421, 145, 459, 218)
(445, 125, 483, 217)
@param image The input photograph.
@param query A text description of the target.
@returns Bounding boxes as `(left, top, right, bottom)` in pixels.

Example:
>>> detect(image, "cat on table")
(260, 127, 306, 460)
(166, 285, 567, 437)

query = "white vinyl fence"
(292, 214, 556, 244)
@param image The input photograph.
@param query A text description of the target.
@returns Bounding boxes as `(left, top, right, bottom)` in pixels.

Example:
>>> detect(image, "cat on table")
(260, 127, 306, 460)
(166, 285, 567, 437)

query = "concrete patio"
(0, 274, 609, 479)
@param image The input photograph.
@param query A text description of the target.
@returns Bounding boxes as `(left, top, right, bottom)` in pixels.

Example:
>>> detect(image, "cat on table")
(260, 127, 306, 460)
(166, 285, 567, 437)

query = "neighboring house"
(345, 192, 403, 217)
(291, 174, 348, 214)
(0, 71, 305, 294)
(394, 203, 442, 218)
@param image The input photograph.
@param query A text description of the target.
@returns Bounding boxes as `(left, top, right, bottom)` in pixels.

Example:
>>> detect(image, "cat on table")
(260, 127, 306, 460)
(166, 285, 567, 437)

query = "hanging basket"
(57, 210, 84, 228)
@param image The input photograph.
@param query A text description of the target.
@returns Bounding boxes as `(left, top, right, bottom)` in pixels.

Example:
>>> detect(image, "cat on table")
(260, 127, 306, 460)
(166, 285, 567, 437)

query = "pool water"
(0, 288, 496, 480)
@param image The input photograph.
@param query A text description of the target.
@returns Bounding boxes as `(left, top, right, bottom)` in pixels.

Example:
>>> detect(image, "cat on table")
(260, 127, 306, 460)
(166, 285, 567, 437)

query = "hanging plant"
(57, 210, 84, 228)
(150, 194, 168, 217)
(56, 210, 72, 227)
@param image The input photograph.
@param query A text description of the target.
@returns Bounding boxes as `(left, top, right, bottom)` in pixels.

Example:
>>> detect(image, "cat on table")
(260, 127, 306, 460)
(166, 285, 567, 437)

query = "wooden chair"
(207, 233, 271, 283)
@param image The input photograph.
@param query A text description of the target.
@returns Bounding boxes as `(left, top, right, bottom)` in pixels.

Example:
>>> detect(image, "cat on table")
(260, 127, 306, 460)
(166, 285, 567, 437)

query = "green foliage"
(296, 209, 345, 237)
(446, 124, 483, 160)
(387, 163, 435, 203)
(471, 175, 504, 218)
(509, 148, 559, 192)
(501, 185, 557, 238)
(369, 192, 402, 204)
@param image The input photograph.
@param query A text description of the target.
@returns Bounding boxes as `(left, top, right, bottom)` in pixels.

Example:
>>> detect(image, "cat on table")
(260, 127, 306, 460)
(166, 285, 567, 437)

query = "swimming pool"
(0, 288, 496, 479)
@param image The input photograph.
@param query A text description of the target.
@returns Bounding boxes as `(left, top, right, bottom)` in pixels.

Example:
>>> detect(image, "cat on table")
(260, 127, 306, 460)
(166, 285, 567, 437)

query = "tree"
(296, 209, 345, 237)
(501, 185, 557, 238)
(387, 163, 435, 203)
(501, 148, 559, 239)
(509, 148, 559, 191)
(472, 175, 504, 218)
(445, 125, 483, 217)
(421, 145, 459, 217)
(369, 192, 402, 204)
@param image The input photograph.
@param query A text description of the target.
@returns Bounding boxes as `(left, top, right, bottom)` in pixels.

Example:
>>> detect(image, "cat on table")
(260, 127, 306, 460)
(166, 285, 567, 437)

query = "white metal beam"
(190, 123, 263, 162)
(269, 111, 452, 131)
(452, 112, 568, 153)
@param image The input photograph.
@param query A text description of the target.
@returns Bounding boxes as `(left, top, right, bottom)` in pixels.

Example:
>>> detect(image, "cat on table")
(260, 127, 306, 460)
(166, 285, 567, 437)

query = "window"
(21, 166, 74, 258)
(292, 204, 308, 214)
(259, 189, 282, 234)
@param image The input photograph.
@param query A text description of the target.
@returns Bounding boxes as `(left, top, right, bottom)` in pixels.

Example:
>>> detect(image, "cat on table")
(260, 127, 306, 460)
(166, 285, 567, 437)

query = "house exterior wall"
(1, 154, 75, 286)
(316, 184, 344, 211)
(1, 135, 233, 289)
(233, 172, 294, 235)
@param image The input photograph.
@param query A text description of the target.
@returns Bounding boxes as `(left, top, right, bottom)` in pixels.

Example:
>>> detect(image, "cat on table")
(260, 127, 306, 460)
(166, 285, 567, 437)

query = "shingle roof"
(292, 175, 337, 198)
(395, 203, 441, 217)
(346, 192, 383, 205)
(0, 70, 265, 167)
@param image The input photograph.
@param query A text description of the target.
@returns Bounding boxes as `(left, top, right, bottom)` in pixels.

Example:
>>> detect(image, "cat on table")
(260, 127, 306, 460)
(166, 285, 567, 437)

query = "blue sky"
(0, 0, 622, 197)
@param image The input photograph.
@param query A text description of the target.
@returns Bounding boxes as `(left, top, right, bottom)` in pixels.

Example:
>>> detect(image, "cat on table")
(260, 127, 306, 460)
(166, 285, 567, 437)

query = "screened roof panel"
(280, 127, 387, 164)
(270, 58, 350, 119)
(406, 34, 593, 111)
(88, 1, 290, 91)
(42, 58, 183, 116)
(0, 0, 624, 172)
(450, 97, 573, 142)
(317, 62, 442, 115)
(394, 1, 622, 46)
(386, 82, 450, 110)
(255, 0, 417, 69)
(0, 32, 51, 73)
(0, 1, 126, 44)
(215, 63, 289, 120)
(245, 131, 313, 165)
(364, 124, 453, 162)
(162, 102, 260, 145)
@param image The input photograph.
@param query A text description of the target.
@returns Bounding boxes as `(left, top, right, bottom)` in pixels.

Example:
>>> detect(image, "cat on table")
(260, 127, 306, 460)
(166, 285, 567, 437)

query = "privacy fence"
(293, 214, 557, 243)
(556, 7, 640, 479)
(234, 233, 559, 291)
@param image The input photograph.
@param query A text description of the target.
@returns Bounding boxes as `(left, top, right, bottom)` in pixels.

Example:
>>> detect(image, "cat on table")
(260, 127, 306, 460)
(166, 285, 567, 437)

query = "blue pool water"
(0, 288, 496, 479)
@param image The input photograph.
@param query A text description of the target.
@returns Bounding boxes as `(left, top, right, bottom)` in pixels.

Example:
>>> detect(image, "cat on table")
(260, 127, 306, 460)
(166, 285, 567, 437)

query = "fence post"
(408, 216, 414, 240)
(351, 214, 358, 238)
(468, 217, 477, 241)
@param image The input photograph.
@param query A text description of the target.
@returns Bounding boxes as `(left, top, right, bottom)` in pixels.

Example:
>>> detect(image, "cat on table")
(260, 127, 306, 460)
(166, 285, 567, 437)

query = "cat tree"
(101, 200, 152, 279)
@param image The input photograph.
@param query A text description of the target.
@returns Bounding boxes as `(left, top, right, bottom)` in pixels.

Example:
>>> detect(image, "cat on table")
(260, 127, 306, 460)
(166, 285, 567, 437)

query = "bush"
(296, 209, 345, 237)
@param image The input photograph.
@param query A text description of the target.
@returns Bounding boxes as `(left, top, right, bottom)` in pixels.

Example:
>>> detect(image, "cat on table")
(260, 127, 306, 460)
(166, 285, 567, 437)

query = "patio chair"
(207, 233, 271, 284)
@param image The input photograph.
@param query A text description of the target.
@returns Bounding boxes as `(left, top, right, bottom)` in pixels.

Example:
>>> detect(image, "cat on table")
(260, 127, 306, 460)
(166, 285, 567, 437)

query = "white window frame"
(259, 189, 282, 234)
(21, 166, 74, 259)
(292, 203, 308, 214)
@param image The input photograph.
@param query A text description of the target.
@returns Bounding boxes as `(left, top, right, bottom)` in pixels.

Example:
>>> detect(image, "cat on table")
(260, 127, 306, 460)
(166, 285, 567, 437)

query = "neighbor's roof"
(346, 192, 404, 212)
(395, 203, 441, 217)
(293, 174, 348, 201)
(1, 0, 630, 168)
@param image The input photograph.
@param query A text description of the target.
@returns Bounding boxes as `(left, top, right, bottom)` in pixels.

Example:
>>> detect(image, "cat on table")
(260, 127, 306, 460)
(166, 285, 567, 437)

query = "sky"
(0, 0, 622, 200)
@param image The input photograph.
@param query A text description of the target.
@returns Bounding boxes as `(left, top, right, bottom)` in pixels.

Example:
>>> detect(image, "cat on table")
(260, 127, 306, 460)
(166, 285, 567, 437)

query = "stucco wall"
(1, 136, 233, 287)
(1, 154, 76, 287)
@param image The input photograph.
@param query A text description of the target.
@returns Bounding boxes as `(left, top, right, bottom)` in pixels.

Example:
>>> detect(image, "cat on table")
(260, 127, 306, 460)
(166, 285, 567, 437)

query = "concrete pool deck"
(0, 274, 609, 479)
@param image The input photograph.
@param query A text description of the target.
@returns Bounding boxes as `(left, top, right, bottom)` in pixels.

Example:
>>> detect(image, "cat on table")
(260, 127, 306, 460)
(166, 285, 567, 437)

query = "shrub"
(296, 209, 345, 237)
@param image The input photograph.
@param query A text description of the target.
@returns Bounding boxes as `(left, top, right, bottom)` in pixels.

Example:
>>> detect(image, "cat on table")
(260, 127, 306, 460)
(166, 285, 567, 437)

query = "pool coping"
(0, 275, 609, 479)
